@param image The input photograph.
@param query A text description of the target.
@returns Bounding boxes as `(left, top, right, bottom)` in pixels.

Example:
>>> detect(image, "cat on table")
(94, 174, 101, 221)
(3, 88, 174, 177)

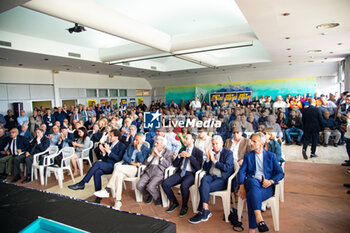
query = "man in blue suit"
(189, 135, 234, 224)
(162, 133, 203, 217)
(68, 129, 126, 203)
(94, 134, 150, 209)
(238, 132, 284, 233)
(0, 128, 29, 181)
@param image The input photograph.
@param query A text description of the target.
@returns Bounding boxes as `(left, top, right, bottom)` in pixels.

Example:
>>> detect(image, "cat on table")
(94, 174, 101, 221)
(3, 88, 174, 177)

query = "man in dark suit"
(189, 135, 234, 224)
(42, 108, 55, 132)
(13, 128, 50, 183)
(4, 109, 17, 131)
(162, 133, 203, 217)
(238, 132, 284, 232)
(302, 98, 324, 159)
(70, 108, 82, 124)
(68, 129, 126, 203)
(0, 128, 29, 181)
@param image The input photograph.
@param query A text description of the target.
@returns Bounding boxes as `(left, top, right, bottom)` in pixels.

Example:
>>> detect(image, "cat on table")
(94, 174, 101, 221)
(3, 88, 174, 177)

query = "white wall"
(0, 66, 152, 114)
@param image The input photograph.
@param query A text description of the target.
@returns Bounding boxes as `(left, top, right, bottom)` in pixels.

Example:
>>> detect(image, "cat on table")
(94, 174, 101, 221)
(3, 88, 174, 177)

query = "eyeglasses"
(233, 132, 240, 134)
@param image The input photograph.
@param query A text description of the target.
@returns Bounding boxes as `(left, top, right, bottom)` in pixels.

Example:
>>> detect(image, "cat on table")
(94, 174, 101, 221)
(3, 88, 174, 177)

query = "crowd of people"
(0, 91, 349, 232)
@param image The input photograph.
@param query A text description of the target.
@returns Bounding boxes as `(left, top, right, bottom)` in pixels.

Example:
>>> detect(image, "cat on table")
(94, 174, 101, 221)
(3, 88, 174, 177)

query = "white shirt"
(180, 147, 193, 172)
(189, 100, 201, 109)
(209, 150, 221, 177)
(230, 138, 241, 162)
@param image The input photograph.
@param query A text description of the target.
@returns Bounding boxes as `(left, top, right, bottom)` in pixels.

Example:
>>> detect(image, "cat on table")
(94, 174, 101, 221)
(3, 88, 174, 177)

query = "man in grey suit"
(70, 108, 82, 124)
(136, 136, 173, 205)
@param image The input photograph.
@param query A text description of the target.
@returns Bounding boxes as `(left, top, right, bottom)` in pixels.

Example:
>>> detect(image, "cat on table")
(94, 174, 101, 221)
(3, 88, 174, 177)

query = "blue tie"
(180, 149, 190, 177)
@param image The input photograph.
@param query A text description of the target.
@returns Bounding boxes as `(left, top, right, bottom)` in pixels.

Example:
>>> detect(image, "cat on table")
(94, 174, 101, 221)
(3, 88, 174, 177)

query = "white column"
(52, 71, 60, 107)
(345, 56, 350, 91)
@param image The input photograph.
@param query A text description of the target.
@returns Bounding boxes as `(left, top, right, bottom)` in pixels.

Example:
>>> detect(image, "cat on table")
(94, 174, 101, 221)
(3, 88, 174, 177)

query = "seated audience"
(194, 129, 212, 161)
(5, 109, 17, 131)
(225, 126, 251, 166)
(136, 136, 173, 205)
(19, 124, 33, 141)
(68, 129, 126, 203)
(42, 108, 55, 132)
(189, 135, 234, 224)
(238, 132, 284, 232)
(161, 134, 203, 217)
(285, 109, 303, 145)
(264, 128, 284, 165)
(29, 110, 42, 136)
(322, 111, 341, 147)
(48, 125, 61, 146)
(70, 127, 91, 176)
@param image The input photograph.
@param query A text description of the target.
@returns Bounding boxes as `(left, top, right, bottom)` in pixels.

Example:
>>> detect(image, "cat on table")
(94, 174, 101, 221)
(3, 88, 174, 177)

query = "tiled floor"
(7, 144, 350, 233)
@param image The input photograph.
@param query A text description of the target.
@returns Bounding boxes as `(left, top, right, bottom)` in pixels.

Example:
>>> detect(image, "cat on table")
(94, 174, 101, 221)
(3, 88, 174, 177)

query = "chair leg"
(135, 188, 143, 202)
(237, 197, 245, 222)
(57, 169, 63, 189)
(44, 170, 49, 186)
(211, 195, 216, 205)
(159, 186, 169, 208)
(222, 195, 230, 223)
(269, 199, 279, 231)
(39, 166, 45, 185)
(78, 159, 83, 176)
(189, 186, 198, 214)
(280, 180, 284, 202)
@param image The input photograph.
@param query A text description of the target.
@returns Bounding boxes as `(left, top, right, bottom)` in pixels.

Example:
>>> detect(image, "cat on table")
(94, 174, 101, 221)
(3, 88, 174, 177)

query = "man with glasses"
(0, 128, 29, 182)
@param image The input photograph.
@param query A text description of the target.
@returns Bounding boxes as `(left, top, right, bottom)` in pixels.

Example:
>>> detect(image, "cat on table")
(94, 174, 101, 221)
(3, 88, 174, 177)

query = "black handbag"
(228, 208, 244, 232)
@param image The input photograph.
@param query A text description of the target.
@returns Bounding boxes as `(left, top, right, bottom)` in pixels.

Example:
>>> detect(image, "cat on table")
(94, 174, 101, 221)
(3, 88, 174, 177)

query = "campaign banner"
(137, 98, 144, 105)
(121, 98, 127, 106)
(100, 99, 108, 105)
(111, 99, 118, 108)
(87, 100, 96, 107)
(210, 91, 252, 103)
(130, 98, 136, 107)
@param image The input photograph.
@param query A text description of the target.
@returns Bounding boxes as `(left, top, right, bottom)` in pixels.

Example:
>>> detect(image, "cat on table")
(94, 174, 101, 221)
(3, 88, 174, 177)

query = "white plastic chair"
(159, 166, 202, 213)
(200, 161, 239, 222)
(238, 183, 281, 231)
(31, 146, 58, 185)
(45, 147, 75, 188)
(280, 155, 285, 202)
(78, 141, 93, 176)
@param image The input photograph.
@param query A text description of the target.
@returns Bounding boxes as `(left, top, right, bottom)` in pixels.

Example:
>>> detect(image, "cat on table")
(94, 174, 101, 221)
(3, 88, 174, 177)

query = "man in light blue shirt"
(17, 110, 29, 127)
(49, 125, 61, 146)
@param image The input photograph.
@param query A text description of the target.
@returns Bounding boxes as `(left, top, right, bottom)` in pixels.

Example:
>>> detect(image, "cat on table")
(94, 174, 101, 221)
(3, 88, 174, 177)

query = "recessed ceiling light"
(44, 58, 49, 61)
(324, 58, 328, 60)
(307, 50, 322, 53)
(18, 64, 23, 66)
(288, 60, 292, 62)
(338, 42, 342, 45)
(321, 32, 326, 36)
(289, 64, 292, 66)
(286, 48, 291, 50)
(91, 64, 95, 66)
(288, 55, 292, 57)
(96, 71, 100, 73)
(316, 23, 339, 29)
(66, 68, 70, 71)
(282, 13, 290, 16)
(307, 60, 314, 63)
(329, 51, 334, 54)
(285, 37, 291, 40)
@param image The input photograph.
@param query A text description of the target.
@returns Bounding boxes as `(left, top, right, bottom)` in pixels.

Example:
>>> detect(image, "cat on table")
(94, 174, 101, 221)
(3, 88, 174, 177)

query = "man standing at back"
(302, 98, 324, 159)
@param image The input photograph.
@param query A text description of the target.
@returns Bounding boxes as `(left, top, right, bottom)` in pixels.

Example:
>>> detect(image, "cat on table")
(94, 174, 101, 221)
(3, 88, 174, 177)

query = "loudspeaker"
(12, 102, 23, 118)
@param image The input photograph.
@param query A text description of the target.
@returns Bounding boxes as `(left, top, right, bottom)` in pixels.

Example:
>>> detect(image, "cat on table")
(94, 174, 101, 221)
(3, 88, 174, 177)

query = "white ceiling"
(0, 0, 349, 78)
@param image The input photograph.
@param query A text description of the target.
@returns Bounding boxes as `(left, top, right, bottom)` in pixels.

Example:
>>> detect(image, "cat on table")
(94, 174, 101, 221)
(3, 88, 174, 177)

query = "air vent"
(122, 62, 130, 66)
(68, 52, 81, 58)
(0, 40, 12, 47)
(151, 66, 157, 70)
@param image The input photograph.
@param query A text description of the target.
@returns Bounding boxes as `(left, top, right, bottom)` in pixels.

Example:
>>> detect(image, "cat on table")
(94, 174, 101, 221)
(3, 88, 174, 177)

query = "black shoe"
(302, 150, 308, 160)
(257, 221, 269, 232)
(94, 197, 102, 204)
(296, 141, 302, 146)
(155, 198, 162, 206)
(348, 190, 350, 195)
(21, 177, 31, 184)
(342, 162, 350, 166)
(0, 174, 7, 181)
(344, 184, 350, 188)
(11, 175, 21, 183)
(334, 143, 338, 147)
(145, 195, 153, 204)
(323, 143, 328, 147)
(310, 154, 318, 158)
(344, 160, 350, 163)
(179, 206, 188, 217)
(166, 202, 179, 212)
(68, 181, 85, 190)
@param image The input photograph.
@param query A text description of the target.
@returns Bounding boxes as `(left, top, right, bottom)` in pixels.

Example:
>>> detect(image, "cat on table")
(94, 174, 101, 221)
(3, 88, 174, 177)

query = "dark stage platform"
(0, 182, 176, 233)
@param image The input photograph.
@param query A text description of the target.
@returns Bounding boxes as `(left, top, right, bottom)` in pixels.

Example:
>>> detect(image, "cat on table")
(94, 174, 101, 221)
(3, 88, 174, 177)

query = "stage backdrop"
(165, 77, 316, 105)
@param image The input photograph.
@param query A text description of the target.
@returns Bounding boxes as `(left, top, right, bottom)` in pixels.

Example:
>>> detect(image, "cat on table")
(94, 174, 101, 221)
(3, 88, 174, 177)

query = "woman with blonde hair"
(264, 128, 284, 165)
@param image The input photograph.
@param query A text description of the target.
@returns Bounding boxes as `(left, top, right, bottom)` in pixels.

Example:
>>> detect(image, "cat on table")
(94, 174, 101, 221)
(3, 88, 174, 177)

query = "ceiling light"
(321, 32, 326, 36)
(44, 58, 49, 61)
(316, 23, 339, 29)
(338, 42, 342, 45)
(282, 13, 290, 16)
(91, 64, 95, 66)
(96, 71, 100, 73)
(285, 37, 290, 40)
(67, 23, 86, 33)
(307, 60, 314, 63)
(307, 50, 322, 53)
(329, 51, 334, 54)
(18, 64, 23, 66)
(286, 48, 291, 50)
(288, 55, 292, 57)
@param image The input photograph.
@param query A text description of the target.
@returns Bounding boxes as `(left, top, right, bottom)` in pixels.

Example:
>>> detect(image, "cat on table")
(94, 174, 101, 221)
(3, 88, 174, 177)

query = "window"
(119, 89, 127, 97)
(136, 90, 143, 96)
(143, 90, 150, 96)
(109, 89, 118, 97)
(86, 89, 97, 97)
(99, 89, 108, 97)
